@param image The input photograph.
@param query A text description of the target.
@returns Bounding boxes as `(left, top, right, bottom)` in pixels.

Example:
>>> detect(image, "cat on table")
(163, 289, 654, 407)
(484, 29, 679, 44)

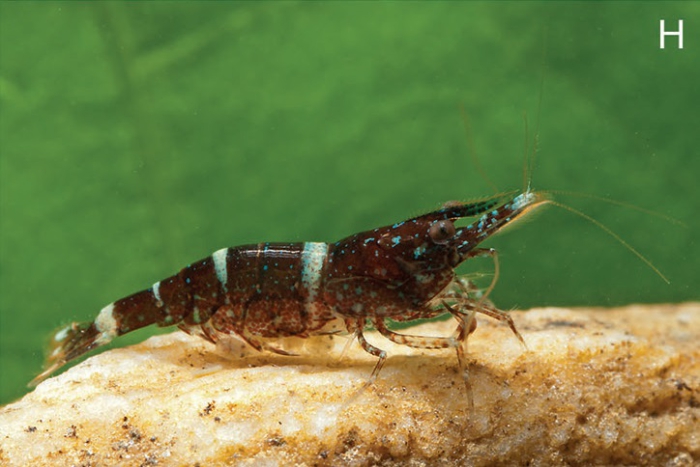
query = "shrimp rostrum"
(31, 189, 549, 396)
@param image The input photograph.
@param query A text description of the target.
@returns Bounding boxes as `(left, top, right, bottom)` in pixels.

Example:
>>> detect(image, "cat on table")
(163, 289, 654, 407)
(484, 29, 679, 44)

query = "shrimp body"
(31, 190, 548, 388)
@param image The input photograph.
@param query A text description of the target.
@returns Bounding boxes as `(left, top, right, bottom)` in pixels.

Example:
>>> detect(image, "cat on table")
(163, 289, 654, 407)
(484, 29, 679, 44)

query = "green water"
(1, 2, 697, 405)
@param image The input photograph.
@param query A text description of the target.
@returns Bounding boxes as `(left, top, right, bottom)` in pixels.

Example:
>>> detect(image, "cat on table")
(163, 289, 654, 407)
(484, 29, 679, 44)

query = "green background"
(1, 2, 697, 405)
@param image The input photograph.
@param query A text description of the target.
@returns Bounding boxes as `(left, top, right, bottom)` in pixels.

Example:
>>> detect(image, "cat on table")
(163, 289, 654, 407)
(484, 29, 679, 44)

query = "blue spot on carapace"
(343, 284, 349, 290)
(348, 265, 353, 270)
(392, 236, 401, 246)
(491, 210, 498, 216)
(413, 245, 426, 259)
(364, 237, 375, 244)
(392, 221, 405, 228)
(185, 277, 191, 284)
(263, 264, 268, 271)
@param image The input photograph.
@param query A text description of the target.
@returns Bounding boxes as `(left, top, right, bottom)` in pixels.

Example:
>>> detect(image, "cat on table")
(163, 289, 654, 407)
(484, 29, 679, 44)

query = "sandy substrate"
(1, 303, 698, 466)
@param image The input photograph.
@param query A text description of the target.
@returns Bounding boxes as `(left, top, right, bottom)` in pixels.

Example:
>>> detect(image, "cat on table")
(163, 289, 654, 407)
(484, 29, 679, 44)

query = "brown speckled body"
(32, 190, 548, 390)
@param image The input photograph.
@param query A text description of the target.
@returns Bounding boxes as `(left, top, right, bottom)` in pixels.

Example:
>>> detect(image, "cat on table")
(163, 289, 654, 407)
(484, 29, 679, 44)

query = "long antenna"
(548, 200, 670, 284)
(459, 103, 499, 194)
(540, 190, 687, 227)
(526, 31, 548, 192)
(522, 110, 530, 192)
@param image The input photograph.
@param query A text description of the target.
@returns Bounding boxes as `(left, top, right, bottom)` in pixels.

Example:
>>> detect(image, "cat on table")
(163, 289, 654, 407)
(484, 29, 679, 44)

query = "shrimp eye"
(429, 220, 456, 244)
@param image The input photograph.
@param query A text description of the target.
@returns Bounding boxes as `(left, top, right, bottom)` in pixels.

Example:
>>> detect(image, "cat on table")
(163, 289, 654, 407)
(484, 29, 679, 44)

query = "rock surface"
(1, 303, 698, 466)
